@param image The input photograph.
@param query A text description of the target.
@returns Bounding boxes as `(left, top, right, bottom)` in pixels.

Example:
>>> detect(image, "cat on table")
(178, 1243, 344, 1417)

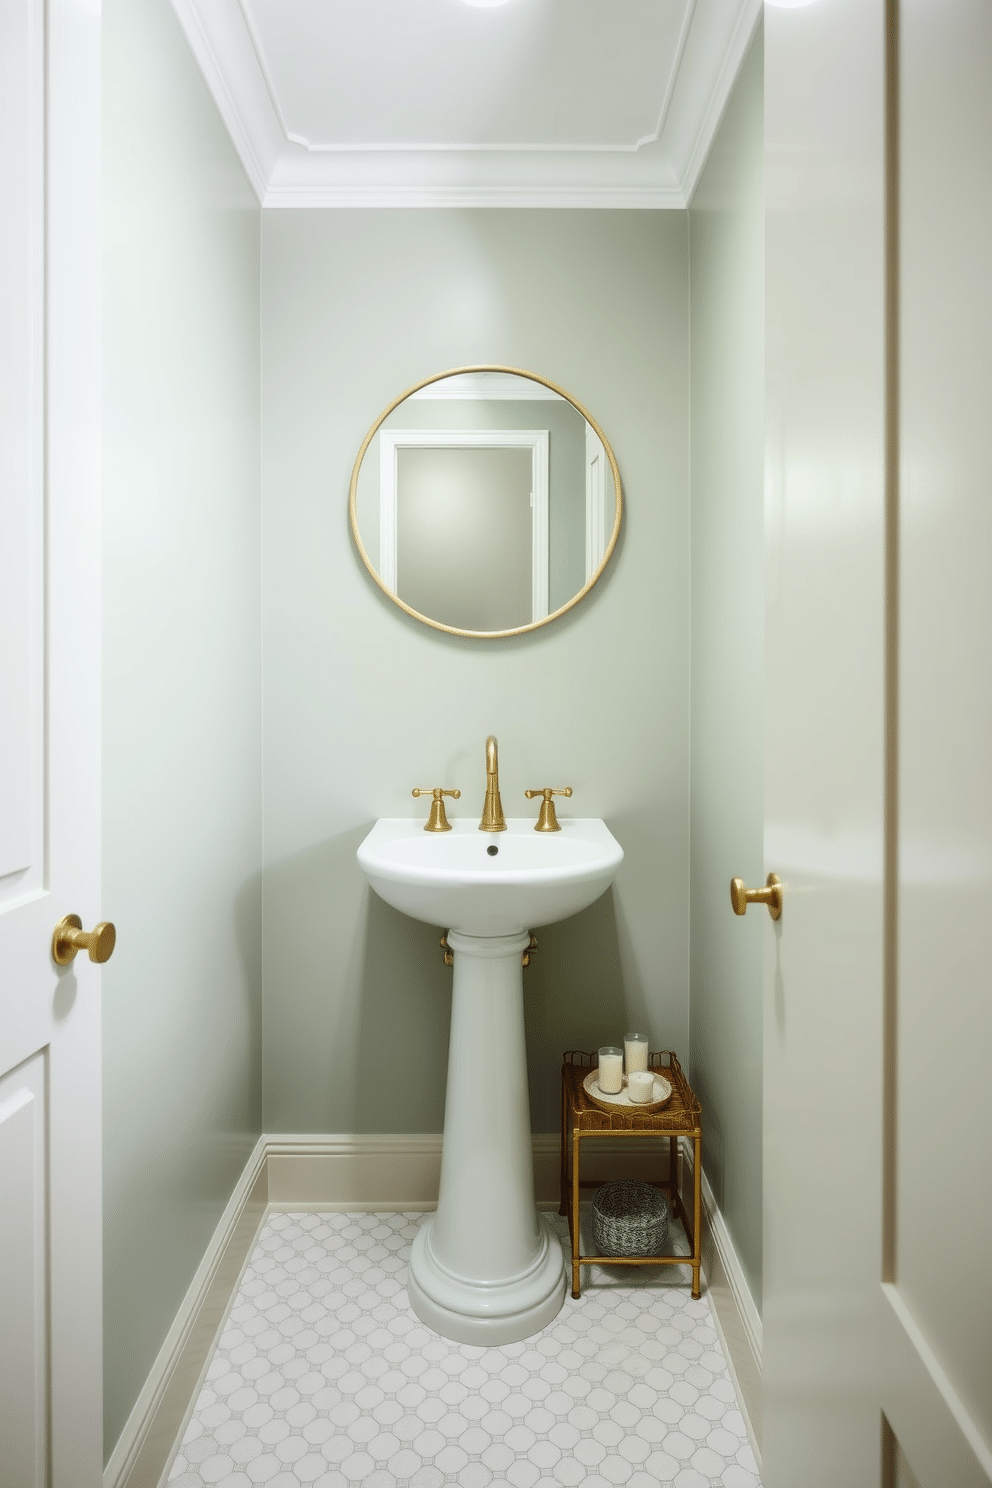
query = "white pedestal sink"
(357, 817, 623, 1344)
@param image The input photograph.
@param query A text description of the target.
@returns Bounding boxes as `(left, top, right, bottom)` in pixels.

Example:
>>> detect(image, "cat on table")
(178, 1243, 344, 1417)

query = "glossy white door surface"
(0, 1, 103, 1483)
(884, 3, 992, 1482)
(763, 2, 886, 1482)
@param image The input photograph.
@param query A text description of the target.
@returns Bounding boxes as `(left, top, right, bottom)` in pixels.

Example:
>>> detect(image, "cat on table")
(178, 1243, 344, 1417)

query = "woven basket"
(592, 1179, 669, 1257)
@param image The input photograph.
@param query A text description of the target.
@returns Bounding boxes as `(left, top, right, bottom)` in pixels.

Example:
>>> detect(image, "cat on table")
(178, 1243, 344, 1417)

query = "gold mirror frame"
(348, 365, 623, 639)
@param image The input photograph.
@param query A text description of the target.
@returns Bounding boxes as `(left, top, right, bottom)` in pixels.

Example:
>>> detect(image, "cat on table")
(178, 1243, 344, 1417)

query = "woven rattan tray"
(582, 1069, 672, 1114)
(562, 1050, 701, 1133)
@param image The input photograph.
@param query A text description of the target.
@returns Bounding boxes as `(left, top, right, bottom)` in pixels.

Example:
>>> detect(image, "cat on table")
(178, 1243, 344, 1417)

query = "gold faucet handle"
(524, 786, 572, 833)
(412, 787, 460, 833)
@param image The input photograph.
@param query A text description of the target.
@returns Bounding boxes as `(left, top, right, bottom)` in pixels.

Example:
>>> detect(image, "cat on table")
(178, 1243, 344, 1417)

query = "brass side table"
(559, 1049, 703, 1300)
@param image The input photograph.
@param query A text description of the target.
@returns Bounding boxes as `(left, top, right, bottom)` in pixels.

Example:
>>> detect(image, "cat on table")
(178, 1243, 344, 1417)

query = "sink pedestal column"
(407, 929, 566, 1345)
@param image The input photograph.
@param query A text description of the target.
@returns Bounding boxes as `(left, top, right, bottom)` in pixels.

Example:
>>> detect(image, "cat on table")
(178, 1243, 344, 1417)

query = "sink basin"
(357, 816, 624, 936)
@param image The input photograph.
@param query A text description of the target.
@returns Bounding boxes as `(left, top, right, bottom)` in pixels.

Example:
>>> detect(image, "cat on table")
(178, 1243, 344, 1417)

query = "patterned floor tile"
(167, 1211, 760, 1488)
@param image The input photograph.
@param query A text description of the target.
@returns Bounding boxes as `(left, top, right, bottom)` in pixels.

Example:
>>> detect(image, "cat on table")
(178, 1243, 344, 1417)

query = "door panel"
(0, 1055, 47, 1488)
(763, 4, 992, 1485)
(888, 2, 992, 1482)
(0, 0, 44, 901)
(0, 1, 103, 1484)
(762, 2, 886, 1482)
(882, 1287, 992, 1487)
(0, 6, 51, 1482)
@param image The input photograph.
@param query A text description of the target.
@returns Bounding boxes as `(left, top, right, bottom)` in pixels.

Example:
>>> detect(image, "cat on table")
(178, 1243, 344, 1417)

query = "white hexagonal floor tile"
(167, 1209, 761, 1486)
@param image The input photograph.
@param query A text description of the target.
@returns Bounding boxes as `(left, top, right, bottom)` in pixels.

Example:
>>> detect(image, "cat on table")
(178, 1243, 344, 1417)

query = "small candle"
(624, 1032, 649, 1073)
(598, 1046, 623, 1095)
(627, 1071, 655, 1104)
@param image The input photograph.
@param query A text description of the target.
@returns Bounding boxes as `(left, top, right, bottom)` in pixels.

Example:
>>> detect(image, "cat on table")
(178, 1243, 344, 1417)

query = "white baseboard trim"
(698, 1158, 763, 1366)
(680, 1137, 763, 1464)
(103, 1136, 268, 1488)
(105, 1131, 763, 1486)
(265, 1131, 568, 1210)
(266, 1131, 443, 1209)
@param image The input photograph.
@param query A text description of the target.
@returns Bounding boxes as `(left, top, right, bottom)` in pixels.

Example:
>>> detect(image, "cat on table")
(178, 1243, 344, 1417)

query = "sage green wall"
(102, 0, 262, 1458)
(260, 210, 689, 1136)
(688, 31, 764, 1305)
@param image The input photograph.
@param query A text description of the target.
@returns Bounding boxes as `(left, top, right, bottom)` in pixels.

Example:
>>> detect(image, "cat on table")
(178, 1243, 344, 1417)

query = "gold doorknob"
(52, 914, 116, 966)
(730, 873, 782, 921)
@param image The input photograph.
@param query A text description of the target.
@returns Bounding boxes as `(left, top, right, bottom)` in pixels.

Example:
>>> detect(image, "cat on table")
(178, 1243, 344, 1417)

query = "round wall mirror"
(349, 366, 622, 638)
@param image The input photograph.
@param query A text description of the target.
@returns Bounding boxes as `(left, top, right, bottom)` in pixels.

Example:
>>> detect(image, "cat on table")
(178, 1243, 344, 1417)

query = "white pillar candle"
(624, 1032, 649, 1073)
(598, 1046, 623, 1095)
(627, 1071, 655, 1104)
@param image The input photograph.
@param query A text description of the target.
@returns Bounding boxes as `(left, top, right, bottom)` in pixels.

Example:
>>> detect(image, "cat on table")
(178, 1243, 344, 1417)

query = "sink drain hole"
(486, 845, 499, 856)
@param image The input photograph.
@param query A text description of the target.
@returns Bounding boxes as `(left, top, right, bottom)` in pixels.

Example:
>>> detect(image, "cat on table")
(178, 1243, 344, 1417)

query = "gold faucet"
(479, 735, 507, 832)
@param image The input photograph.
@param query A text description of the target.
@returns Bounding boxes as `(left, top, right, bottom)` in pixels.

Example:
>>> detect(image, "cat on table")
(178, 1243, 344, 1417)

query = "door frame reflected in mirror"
(349, 365, 622, 639)
(379, 428, 550, 623)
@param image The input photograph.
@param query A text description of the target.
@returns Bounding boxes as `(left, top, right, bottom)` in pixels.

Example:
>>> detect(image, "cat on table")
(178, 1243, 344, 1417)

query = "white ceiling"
(170, 0, 761, 208)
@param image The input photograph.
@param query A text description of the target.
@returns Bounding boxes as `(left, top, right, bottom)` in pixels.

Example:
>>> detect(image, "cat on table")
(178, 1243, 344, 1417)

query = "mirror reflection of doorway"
(378, 428, 550, 632)
(397, 445, 534, 632)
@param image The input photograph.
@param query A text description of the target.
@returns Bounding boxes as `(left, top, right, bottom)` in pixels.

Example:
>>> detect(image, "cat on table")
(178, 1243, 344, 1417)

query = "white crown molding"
(261, 139, 685, 202)
(169, 0, 281, 203)
(172, 0, 757, 209)
(638, 0, 700, 155)
(676, 0, 763, 201)
(261, 182, 687, 210)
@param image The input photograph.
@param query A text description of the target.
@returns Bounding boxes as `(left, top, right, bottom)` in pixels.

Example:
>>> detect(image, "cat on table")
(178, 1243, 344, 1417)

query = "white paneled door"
(0, 2, 103, 1486)
(884, 3, 992, 1483)
(763, 3, 992, 1485)
(762, 3, 886, 1481)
